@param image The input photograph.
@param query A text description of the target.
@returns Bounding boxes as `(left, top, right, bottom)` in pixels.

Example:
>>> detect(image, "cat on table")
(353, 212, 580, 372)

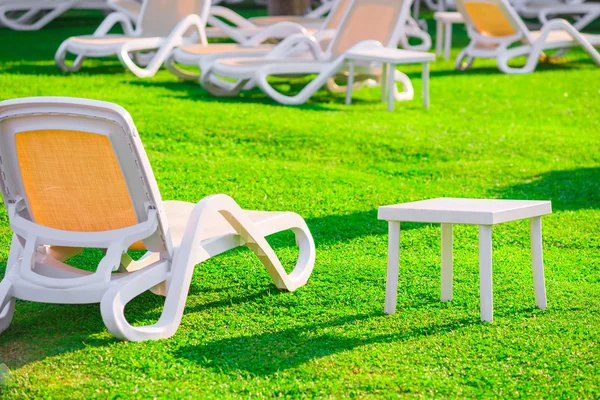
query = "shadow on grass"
(171, 312, 475, 376)
(305, 210, 426, 246)
(0, 208, 426, 367)
(497, 167, 600, 211)
(425, 57, 598, 79)
(123, 285, 284, 322)
(0, 302, 112, 368)
(0, 286, 282, 369)
(0, 61, 130, 77)
(127, 79, 388, 111)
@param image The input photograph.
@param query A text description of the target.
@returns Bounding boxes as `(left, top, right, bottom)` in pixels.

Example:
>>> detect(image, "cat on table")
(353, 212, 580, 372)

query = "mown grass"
(0, 7, 599, 399)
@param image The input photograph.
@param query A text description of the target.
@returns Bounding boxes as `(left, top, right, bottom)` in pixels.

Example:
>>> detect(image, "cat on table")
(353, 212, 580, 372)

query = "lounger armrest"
(268, 34, 325, 60)
(505, 18, 596, 62)
(94, 11, 135, 36)
(536, 18, 583, 41)
(167, 13, 208, 45)
(312, 28, 336, 45)
(305, 0, 334, 18)
(242, 22, 308, 47)
(210, 5, 256, 29)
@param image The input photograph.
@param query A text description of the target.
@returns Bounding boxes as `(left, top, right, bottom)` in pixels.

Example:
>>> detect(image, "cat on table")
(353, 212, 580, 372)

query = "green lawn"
(1, 8, 600, 399)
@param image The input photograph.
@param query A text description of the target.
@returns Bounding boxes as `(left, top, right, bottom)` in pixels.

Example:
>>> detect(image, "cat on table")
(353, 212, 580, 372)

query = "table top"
(345, 48, 436, 64)
(378, 198, 552, 225)
(433, 11, 465, 23)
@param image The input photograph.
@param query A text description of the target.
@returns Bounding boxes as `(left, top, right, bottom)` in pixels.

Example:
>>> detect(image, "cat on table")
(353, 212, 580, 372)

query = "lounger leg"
(436, 21, 444, 57)
(384, 221, 401, 315)
(423, 62, 430, 108)
(441, 223, 453, 302)
(388, 63, 395, 112)
(381, 63, 388, 102)
(479, 225, 493, 322)
(0, 280, 15, 334)
(530, 217, 547, 309)
(413, 0, 421, 21)
(444, 23, 452, 61)
(346, 61, 355, 105)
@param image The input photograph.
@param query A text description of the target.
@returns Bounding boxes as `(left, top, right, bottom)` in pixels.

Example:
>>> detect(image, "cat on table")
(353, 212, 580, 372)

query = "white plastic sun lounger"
(512, 0, 600, 30)
(0, 97, 316, 342)
(201, 0, 418, 106)
(208, 1, 431, 50)
(106, 0, 333, 33)
(455, 0, 600, 74)
(109, 0, 430, 52)
(55, 0, 210, 78)
(166, 0, 352, 81)
(0, 0, 109, 31)
(108, 0, 274, 19)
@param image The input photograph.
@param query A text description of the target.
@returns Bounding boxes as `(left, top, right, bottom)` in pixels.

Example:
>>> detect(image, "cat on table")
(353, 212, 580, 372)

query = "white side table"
(433, 11, 465, 60)
(344, 48, 436, 111)
(378, 198, 552, 322)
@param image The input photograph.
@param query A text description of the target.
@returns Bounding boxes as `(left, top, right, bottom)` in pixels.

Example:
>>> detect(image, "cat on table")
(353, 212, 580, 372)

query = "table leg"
(384, 221, 401, 315)
(345, 61, 355, 106)
(479, 225, 493, 322)
(436, 21, 444, 57)
(381, 63, 388, 102)
(444, 22, 452, 61)
(530, 217, 547, 309)
(423, 62, 430, 108)
(441, 223, 453, 302)
(388, 63, 395, 112)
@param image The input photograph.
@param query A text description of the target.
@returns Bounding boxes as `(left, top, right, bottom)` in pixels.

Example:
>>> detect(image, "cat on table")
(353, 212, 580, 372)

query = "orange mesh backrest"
(464, 2, 517, 36)
(324, 0, 352, 29)
(140, 0, 205, 37)
(330, 0, 402, 56)
(16, 130, 139, 235)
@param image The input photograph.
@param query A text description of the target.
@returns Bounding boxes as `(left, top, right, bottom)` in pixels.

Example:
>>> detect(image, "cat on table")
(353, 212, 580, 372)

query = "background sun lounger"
(55, 0, 210, 78)
(455, 0, 600, 73)
(201, 0, 419, 106)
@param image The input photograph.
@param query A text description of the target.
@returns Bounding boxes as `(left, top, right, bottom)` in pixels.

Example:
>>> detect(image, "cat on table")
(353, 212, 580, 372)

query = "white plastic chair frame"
(512, 0, 600, 30)
(455, 0, 600, 74)
(209, 2, 431, 50)
(0, 97, 316, 341)
(165, 0, 351, 81)
(54, 0, 210, 78)
(0, 0, 109, 31)
(201, 0, 416, 106)
(107, 0, 140, 21)
(207, 1, 336, 43)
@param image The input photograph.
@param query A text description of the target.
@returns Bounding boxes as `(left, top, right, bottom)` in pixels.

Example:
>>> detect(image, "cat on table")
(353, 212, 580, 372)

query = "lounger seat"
(529, 30, 600, 46)
(212, 57, 331, 79)
(63, 35, 170, 56)
(175, 43, 273, 60)
(68, 35, 139, 46)
(248, 15, 324, 29)
(163, 201, 286, 245)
